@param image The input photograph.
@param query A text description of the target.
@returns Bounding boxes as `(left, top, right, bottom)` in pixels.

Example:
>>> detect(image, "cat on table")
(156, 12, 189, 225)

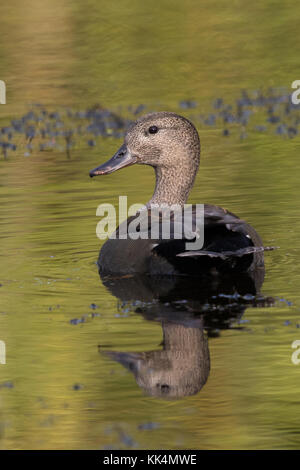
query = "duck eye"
(148, 125, 158, 134)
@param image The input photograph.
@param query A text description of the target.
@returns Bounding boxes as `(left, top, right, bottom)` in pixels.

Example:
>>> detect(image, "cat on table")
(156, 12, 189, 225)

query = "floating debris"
(179, 100, 197, 109)
(72, 383, 84, 391)
(213, 98, 223, 109)
(255, 125, 267, 132)
(138, 422, 160, 431)
(118, 431, 137, 448)
(204, 114, 216, 126)
(0, 381, 14, 389)
(267, 115, 281, 124)
(89, 303, 99, 310)
(70, 311, 100, 325)
(70, 316, 86, 325)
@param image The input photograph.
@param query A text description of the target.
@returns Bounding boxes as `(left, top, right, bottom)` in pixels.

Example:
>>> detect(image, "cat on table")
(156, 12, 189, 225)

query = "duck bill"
(89, 144, 137, 177)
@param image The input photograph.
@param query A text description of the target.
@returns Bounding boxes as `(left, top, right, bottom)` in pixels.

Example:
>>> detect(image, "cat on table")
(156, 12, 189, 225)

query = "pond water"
(0, 0, 300, 450)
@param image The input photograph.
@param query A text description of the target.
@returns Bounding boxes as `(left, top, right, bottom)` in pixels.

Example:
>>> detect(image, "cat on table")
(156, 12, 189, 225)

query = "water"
(0, 0, 300, 450)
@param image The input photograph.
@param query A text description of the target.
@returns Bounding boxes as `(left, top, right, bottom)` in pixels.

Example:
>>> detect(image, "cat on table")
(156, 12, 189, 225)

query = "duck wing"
(150, 204, 269, 273)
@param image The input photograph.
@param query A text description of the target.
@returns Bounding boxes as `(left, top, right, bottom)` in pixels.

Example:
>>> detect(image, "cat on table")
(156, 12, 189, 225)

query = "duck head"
(89, 112, 200, 206)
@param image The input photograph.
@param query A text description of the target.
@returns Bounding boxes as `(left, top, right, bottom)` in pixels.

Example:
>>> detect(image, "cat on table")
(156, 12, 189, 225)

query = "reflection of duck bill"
(103, 350, 142, 374)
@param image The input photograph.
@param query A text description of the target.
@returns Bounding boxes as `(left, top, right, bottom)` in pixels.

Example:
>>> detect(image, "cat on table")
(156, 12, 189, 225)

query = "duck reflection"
(105, 319, 209, 398)
(100, 267, 273, 398)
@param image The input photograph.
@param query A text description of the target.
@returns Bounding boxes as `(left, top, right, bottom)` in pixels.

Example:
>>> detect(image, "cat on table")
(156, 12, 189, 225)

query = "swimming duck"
(90, 112, 266, 276)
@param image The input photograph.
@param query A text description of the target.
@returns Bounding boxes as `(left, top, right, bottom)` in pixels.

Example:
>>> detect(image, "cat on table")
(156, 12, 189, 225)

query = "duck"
(89, 111, 267, 277)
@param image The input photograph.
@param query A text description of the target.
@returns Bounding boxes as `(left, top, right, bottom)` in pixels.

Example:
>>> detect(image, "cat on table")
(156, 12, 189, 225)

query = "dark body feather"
(98, 204, 264, 276)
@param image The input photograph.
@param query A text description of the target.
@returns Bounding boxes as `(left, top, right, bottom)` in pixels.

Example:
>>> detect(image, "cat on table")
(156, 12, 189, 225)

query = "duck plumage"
(90, 112, 267, 276)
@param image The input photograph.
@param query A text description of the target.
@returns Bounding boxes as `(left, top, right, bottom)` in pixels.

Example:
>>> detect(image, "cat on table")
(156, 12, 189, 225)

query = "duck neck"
(147, 165, 196, 207)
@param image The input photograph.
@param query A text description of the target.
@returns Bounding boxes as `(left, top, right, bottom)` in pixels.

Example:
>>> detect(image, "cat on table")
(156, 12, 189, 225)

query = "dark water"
(0, 0, 300, 450)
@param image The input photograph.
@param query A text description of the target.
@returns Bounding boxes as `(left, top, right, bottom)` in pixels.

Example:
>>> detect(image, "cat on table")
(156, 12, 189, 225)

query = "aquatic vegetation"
(0, 88, 299, 160)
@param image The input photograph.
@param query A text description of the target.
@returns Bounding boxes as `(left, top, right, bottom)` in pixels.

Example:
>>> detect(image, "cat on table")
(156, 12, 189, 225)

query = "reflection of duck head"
(100, 269, 273, 399)
(106, 320, 209, 398)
